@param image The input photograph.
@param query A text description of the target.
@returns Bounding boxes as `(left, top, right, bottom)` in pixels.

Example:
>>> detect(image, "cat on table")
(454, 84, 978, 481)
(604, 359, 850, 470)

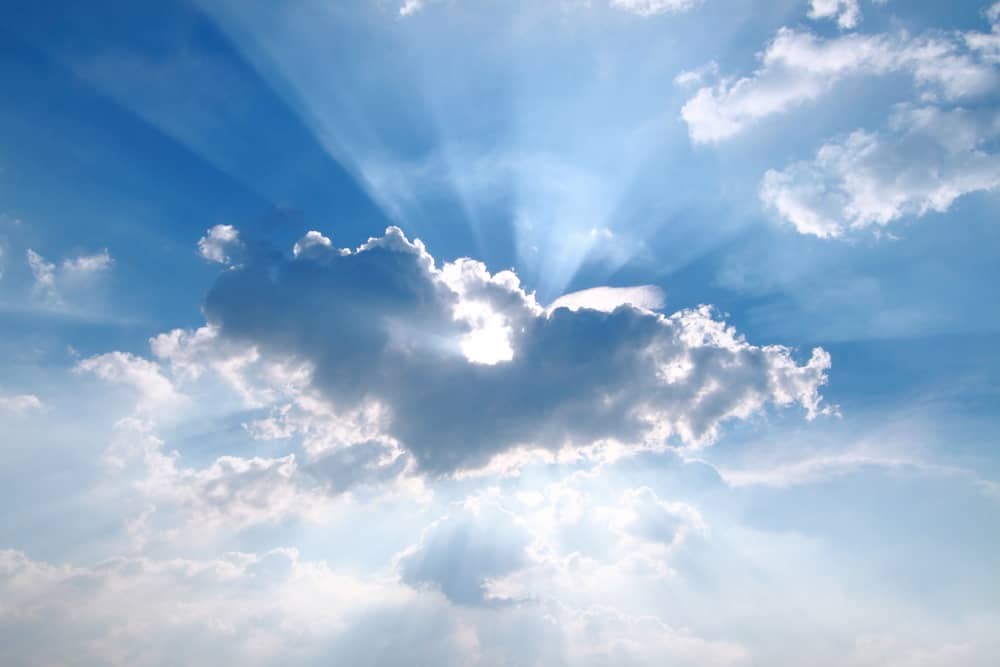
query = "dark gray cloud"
(203, 227, 832, 474)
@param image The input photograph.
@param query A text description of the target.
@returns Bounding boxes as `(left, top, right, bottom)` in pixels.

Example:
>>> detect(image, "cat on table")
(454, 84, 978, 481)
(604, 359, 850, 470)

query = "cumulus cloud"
(390, 484, 744, 664)
(610, 0, 701, 17)
(761, 105, 1000, 237)
(808, 0, 862, 29)
(80, 324, 417, 532)
(680, 19, 1000, 143)
(197, 224, 241, 265)
(76, 351, 184, 412)
(201, 226, 832, 474)
(148, 323, 415, 495)
(103, 418, 330, 537)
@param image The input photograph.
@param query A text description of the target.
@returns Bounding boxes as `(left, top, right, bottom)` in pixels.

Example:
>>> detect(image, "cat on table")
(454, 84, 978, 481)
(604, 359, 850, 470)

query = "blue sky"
(1, 0, 999, 664)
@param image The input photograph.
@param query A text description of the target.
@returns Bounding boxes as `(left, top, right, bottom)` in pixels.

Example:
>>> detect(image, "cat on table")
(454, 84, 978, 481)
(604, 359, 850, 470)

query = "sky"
(1, 0, 999, 665)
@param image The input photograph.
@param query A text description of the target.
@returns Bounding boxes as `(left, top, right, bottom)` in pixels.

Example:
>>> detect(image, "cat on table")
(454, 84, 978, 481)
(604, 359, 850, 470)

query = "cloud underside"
(195, 226, 830, 474)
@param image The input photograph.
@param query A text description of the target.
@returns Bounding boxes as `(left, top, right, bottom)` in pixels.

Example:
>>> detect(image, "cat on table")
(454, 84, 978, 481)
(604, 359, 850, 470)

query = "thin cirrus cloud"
(399, 0, 703, 18)
(25, 247, 113, 302)
(609, 0, 702, 17)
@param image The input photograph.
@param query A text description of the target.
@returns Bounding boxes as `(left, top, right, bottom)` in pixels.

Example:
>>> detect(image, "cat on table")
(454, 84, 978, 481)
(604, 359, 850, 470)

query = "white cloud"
(612, 486, 706, 549)
(558, 604, 751, 666)
(549, 284, 665, 314)
(610, 0, 701, 17)
(26, 247, 113, 302)
(62, 248, 113, 273)
(104, 418, 330, 536)
(76, 351, 184, 412)
(0, 393, 43, 414)
(292, 229, 335, 257)
(0, 547, 415, 667)
(808, 0, 862, 29)
(761, 105, 1000, 237)
(25, 249, 55, 298)
(680, 22, 999, 143)
(845, 630, 1000, 667)
(391, 487, 747, 664)
(0, 544, 757, 667)
(197, 224, 241, 265)
(674, 60, 720, 88)
(710, 450, 1000, 497)
(399, 0, 425, 16)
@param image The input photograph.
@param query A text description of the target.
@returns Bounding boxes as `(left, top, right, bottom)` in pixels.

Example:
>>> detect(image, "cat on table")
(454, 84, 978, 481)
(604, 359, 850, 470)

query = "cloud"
(104, 419, 330, 536)
(62, 248, 113, 273)
(0, 547, 416, 667)
(26, 249, 56, 297)
(397, 498, 535, 605)
(808, 0, 862, 29)
(82, 323, 418, 531)
(0, 393, 43, 414)
(846, 630, 1000, 667)
(399, 0, 426, 16)
(197, 224, 241, 265)
(548, 284, 665, 314)
(148, 323, 415, 495)
(710, 450, 1000, 497)
(25, 247, 113, 302)
(610, 0, 701, 17)
(680, 20, 1000, 143)
(76, 351, 184, 412)
(612, 486, 705, 548)
(201, 226, 833, 474)
(0, 544, 754, 667)
(558, 605, 750, 666)
(761, 105, 1000, 237)
(392, 487, 747, 664)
